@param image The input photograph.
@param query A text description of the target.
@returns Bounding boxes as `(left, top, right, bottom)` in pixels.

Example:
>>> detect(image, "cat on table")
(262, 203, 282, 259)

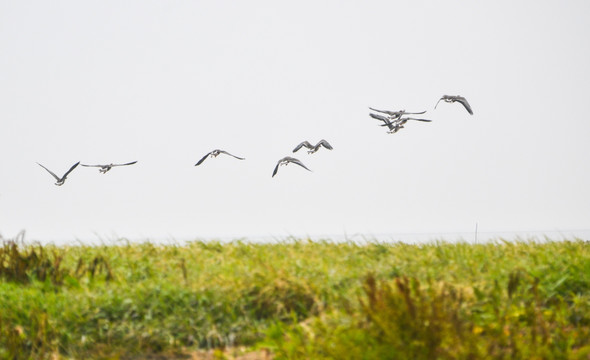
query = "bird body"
(435, 95, 473, 115)
(195, 149, 245, 166)
(81, 161, 138, 174)
(37, 162, 80, 186)
(292, 139, 333, 154)
(272, 156, 311, 177)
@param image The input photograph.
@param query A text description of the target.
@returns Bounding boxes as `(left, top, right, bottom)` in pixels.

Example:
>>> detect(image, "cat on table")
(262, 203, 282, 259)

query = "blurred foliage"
(1, 232, 590, 359)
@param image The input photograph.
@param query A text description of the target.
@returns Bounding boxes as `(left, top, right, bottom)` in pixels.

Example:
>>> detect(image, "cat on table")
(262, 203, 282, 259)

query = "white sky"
(1, 0, 589, 244)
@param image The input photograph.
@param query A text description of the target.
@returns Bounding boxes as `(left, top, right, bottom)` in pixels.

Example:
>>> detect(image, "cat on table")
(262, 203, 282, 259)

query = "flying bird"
(435, 95, 473, 115)
(272, 156, 312, 177)
(81, 161, 138, 174)
(37, 161, 80, 186)
(369, 107, 427, 119)
(292, 139, 333, 154)
(370, 113, 403, 133)
(195, 149, 245, 166)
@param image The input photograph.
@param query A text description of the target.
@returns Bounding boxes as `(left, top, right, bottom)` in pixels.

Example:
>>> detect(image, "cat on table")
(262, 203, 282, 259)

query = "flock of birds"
(36, 95, 473, 186)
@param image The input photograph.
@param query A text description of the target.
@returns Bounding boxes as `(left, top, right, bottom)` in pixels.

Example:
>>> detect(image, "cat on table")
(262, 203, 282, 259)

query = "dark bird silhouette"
(195, 149, 245, 166)
(435, 95, 473, 115)
(37, 161, 80, 186)
(81, 161, 138, 174)
(292, 139, 333, 154)
(272, 156, 312, 177)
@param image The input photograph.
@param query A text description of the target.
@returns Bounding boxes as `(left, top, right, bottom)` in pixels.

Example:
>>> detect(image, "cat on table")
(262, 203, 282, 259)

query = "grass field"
(1, 233, 590, 359)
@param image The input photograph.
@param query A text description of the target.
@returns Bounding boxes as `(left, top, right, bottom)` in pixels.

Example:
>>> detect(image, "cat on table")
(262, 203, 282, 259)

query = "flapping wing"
(434, 97, 444, 109)
(37, 163, 60, 181)
(318, 139, 333, 150)
(405, 110, 427, 115)
(368, 107, 397, 116)
(62, 162, 80, 178)
(80, 164, 103, 168)
(456, 96, 473, 115)
(290, 158, 312, 172)
(218, 150, 245, 160)
(195, 152, 212, 166)
(292, 141, 313, 153)
(272, 162, 281, 177)
(112, 161, 138, 167)
(404, 117, 433, 122)
(369, 113, 390, 122)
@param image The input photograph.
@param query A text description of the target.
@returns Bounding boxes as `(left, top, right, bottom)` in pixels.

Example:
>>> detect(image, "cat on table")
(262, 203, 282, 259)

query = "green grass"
(1, 234, 590, 359)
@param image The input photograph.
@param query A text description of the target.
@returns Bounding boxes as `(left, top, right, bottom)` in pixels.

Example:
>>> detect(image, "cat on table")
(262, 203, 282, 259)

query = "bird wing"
(195, 152, 212, 166)
(292, 141, 313, 153)
(317, 139, 333, 150)
(272, 162, 281, 177)
(456, 96, 474, 115)
(62, 162, 80, 179)
(219, 150, 245, 160)
(111, 161, 138, 167)
(289, 158, 312, 172)
(404, 110, 427, 115)
(368, 107, 397, 116)
(37, 163, 60, 181)
(80, 164, 104, 168)
(404, 117, 433, 122)
(369, 113, 390, 122)
(434, 97, 444, 109)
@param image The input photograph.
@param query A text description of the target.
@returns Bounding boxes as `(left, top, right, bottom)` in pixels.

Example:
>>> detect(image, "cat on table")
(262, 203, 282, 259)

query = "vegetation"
(1, 232, 590, 359)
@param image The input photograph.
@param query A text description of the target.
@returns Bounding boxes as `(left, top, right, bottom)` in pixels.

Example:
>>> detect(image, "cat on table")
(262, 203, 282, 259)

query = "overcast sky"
(1, 0, 589, 244)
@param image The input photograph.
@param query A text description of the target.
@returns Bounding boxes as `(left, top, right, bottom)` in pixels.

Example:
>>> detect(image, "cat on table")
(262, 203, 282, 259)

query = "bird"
(435, 95, 473, 115)
(292, 139, 333, 154)
(370, 113, 403, 133)
(195, 149, 245, 166)
(37, 161, 80, 186)
(369, 107, 427, 119)
(272, 156, 312, 177)
(80, 161, 138, 174)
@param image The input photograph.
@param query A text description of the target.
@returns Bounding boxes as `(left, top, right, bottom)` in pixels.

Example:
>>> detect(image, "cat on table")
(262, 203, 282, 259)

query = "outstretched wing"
(368, 107, 397, 116)
(404, 117, 432, 122)
(404, 110, 427, 115)
(272, 161, 281, 177)
(434, 97, 444, 109)
(112, 161, 138, 167)
(292, 141, 313, 153)
(80, 164, 104, 168)
(369, 113, 390, 122)
(195, 152, 212, 166)
(37, 163, 60, 181)
(62, 162, 80, 178)
(290, 158, 312, 172)
(219, 151, 245, 160)
(317, 139, 333, 150)
(456, 96, 473, 115)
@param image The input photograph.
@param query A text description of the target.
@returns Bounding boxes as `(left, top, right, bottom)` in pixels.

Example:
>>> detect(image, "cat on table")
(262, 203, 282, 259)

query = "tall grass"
(1, 234, 589, 359)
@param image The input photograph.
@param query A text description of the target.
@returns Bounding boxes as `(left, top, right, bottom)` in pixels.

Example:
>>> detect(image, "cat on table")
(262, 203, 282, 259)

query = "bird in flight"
(37, 161, 80, 186)
(435, 95, 473, 115)
(81, 161, 138, 174)
(292, 139, 333, 154)
(369, 107, 427, 119)
(370, 113, 404, 133)
(272, 156, 312, 177)
(195, 149, 245, 166)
